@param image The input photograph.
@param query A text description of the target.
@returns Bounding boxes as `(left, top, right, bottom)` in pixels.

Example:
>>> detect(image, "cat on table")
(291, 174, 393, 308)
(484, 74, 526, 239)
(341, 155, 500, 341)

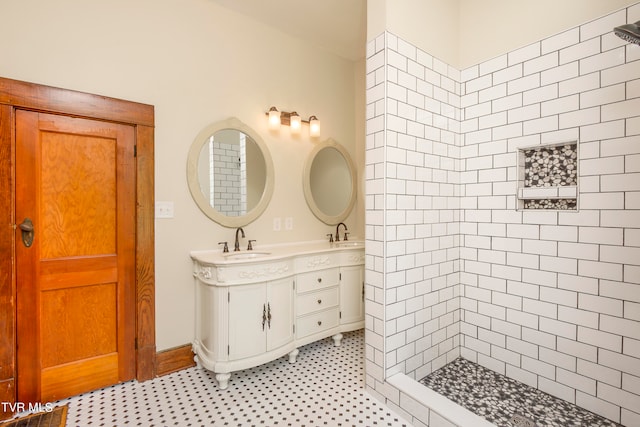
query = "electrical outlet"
(285, 217, 293, 230)
(155, 201, 174, 218)
(273, 217, 282, 231)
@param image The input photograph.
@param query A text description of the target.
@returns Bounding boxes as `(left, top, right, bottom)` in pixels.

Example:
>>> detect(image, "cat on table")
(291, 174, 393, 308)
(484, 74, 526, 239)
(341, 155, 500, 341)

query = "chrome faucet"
(335, 222, 348, 242)
(234, 227, 245, 251)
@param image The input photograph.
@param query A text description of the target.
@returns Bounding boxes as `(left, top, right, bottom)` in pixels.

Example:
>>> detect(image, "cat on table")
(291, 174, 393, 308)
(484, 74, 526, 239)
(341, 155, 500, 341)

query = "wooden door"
(15, 110, 136, 403)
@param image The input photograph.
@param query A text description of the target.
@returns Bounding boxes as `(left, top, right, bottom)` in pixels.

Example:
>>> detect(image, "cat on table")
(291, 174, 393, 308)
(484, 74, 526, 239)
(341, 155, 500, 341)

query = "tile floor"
(57, 330, 410, 426)
(420, 357, 622, 427)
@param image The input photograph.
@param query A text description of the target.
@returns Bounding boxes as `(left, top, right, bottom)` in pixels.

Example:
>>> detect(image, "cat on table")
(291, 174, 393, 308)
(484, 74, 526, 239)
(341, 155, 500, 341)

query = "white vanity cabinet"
(228, 277, 294, 361)
(191, 242, 364, 389)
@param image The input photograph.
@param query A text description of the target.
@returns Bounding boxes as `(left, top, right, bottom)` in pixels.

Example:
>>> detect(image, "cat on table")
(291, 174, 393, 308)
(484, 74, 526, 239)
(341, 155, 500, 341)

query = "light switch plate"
(155, 201, 174, 218)
(273, 217, 282, 231)
(285, 217, 293, 230)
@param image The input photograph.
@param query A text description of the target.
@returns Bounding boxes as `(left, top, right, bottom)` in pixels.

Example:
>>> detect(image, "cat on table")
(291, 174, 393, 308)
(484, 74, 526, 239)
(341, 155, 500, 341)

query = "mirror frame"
(302, 138, 357, 225)
(187, 117, 274, 228)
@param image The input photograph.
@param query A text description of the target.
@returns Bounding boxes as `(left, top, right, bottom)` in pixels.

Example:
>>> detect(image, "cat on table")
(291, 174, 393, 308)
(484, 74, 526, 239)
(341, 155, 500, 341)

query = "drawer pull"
(317, 299, 322, 304)
(317, 278, 322, 283)
(317, 321, 322, 326)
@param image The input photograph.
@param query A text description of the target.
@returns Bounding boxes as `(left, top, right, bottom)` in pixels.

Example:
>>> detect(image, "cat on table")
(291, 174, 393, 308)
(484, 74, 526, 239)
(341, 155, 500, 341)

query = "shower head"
(614, 20, 640, 45)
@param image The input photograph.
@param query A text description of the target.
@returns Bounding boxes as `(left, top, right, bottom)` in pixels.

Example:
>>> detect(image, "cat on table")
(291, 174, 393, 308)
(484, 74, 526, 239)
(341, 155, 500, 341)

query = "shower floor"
(419, 357, 621, 427)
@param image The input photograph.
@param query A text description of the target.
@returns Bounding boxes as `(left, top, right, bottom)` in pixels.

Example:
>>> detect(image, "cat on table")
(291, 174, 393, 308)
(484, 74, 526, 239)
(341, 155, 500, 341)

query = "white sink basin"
(335, 241, 364, 248)
(224, 251, 271, 260)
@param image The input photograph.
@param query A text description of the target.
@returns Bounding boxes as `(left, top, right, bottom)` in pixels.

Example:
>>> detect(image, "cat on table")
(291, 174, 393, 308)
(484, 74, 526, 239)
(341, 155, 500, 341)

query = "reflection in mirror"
(196, 129, 266, 216)
(187, 118, 274, 228)
(309, 147, 351, 216)
(303, 139, 356, 225)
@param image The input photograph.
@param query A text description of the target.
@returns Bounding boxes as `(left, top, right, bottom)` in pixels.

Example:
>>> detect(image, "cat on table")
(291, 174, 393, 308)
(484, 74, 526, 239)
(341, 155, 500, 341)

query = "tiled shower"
(365, 3, 640, 426)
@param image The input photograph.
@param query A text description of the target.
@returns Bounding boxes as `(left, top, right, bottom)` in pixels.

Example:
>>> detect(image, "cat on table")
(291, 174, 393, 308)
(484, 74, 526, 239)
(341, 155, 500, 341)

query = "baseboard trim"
(156, 344, 195, 377)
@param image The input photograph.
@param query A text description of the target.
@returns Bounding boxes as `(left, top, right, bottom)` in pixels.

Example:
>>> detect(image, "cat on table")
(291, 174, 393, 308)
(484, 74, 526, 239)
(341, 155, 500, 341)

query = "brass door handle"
(19, 218, 34, 248)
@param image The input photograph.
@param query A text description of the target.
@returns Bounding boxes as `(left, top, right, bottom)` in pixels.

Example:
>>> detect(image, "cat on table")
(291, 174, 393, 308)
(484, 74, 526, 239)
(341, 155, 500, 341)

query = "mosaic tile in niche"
(523, 143, 577, 188)
(517, 142, 578, 211)
(523, 199, 577, 210)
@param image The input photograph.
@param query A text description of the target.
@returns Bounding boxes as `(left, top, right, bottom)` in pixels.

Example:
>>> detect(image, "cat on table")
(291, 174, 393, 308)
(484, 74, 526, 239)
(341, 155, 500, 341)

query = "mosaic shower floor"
(419, 357, 621, 427)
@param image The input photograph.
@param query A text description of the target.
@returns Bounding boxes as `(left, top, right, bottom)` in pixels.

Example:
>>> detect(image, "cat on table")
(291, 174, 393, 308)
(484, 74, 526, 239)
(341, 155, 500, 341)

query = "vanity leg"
(332, 333, 343, 347)
(215, 373, 231, 390)
(288, 348, 299, 363)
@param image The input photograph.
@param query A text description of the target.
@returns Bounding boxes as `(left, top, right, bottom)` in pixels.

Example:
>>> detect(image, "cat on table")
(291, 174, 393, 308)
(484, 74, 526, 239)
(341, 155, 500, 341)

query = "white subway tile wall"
(366, 3, 640, 426)
(212, 141, 244, 215)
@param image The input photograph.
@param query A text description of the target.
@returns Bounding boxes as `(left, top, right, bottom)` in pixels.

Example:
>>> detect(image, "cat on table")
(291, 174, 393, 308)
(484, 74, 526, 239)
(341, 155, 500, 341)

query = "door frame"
(0, 77, 155, 417)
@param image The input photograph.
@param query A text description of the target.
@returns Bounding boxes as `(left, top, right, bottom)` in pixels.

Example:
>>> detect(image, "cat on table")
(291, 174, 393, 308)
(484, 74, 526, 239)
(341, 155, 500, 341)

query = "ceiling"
(210, 0, 367, 61)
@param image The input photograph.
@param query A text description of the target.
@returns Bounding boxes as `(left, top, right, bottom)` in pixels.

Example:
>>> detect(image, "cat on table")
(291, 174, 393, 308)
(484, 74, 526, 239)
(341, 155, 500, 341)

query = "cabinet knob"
(317, 321, 322, 326)
(317, 299, 322, 304)
(317, 278, 322, 283)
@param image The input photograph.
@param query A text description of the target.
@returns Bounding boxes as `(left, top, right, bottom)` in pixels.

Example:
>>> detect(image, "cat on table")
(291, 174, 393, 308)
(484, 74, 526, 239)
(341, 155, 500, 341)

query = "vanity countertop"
(190, 239, 364, 266)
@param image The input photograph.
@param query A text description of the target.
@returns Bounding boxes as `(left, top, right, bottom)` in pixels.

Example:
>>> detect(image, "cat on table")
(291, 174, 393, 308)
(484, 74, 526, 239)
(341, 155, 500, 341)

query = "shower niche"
(517, 141, 578, 210)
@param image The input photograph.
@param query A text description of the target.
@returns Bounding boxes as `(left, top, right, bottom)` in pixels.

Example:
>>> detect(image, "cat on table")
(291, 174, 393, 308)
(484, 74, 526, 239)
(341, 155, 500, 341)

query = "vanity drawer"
(297, 287, 338, 316)
(296, 268, 339, 293)
(296, 308, 339, 339)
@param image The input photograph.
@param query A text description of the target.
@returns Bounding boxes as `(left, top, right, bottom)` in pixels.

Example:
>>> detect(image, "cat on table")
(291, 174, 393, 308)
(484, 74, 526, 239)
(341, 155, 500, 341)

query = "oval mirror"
(303, 139, 357, 225)
(187, 117, 274, 228)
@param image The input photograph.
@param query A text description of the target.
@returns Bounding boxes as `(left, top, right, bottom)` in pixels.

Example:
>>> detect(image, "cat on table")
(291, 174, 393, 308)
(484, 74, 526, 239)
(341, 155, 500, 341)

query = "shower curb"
(387, 373, 495, 427)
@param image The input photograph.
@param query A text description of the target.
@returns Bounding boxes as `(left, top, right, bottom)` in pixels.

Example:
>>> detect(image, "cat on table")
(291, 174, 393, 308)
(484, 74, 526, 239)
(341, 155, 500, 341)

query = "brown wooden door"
(15, 110, 136, 403)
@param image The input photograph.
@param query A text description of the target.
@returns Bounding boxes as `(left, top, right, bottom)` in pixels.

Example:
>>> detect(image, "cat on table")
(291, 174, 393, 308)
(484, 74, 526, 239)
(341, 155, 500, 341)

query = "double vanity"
(191, 240, 364, 389)
(186, 116, 362, 389)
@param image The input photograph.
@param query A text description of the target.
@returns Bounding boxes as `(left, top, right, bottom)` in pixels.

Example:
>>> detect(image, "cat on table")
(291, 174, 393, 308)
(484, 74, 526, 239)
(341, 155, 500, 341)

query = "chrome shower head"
(614, 20, 640, 45)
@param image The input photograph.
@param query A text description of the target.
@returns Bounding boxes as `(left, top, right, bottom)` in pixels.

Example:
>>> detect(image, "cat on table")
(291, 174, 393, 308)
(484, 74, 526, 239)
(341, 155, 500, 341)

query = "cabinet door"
(339, 266, 364, 324)
(266, 278, 294, 351)
(228, 283, 266, 360)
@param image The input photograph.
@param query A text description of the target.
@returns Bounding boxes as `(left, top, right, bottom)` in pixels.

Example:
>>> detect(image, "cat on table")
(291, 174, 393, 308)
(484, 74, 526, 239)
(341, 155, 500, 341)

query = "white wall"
(369, 0, 638, 69)
(367, 0, 460, 68)
(459, 0, 639, 68)
(0, 0, 363, 351)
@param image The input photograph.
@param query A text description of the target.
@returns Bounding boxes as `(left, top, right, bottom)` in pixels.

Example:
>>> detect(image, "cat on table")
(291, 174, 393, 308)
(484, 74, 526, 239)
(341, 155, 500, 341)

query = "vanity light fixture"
(265, 106, 320, 137)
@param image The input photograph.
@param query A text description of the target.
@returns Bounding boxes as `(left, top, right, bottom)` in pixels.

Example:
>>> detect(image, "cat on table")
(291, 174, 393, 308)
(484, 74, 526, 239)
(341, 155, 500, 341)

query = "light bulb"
(290, 111, 301, 133)
(268, 107, 280, 130)
(309, 116, 320, 137)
